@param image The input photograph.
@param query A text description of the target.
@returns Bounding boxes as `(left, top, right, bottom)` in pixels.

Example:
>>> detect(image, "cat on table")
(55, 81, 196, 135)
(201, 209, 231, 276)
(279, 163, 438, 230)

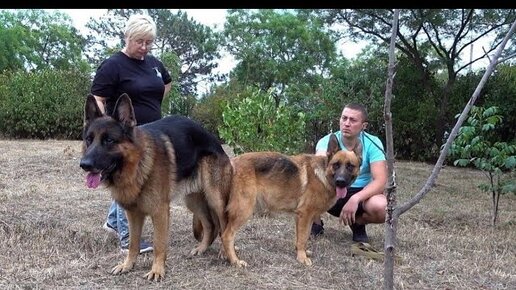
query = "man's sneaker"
(310, 220, 324, 237)
(103, 222, 117, 235)
(350, 223, 369, 243)
(121, 240, 154, 254)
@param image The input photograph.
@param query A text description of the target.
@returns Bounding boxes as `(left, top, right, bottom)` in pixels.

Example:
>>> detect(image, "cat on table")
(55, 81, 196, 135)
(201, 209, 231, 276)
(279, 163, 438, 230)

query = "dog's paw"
(297, 256, 313, 266)
(306, 249, 313, 257)
(217, 248, 227, 260)
(143, 269, 165, 282)
(188, 245, 207, 257)
(111, 262, 134, 275)
(143, 262, 166, 281)
(233, 259, 248, 268)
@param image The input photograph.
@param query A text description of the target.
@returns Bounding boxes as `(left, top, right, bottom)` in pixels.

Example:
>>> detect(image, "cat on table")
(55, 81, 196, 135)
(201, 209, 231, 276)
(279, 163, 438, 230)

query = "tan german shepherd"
(79, 94, 232, 281)
(221, 134, 361, 267)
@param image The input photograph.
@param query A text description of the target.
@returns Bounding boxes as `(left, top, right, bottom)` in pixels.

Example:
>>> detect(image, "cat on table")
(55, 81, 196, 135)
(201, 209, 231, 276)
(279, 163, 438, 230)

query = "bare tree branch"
(497, 52, 516, 64)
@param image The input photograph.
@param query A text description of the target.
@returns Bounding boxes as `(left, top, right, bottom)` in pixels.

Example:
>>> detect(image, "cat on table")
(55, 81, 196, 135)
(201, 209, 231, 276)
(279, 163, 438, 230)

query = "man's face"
(339, 107, 366, 138)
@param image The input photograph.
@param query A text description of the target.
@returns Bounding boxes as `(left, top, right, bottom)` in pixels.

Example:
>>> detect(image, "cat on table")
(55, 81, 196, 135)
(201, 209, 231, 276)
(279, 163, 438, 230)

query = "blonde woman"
(90, 14, 172, 254)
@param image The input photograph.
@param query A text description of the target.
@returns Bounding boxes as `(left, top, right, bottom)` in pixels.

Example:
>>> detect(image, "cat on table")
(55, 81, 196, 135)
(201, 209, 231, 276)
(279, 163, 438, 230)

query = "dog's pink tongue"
(86, 173, 101, 189)
(336, 187, 348, 199)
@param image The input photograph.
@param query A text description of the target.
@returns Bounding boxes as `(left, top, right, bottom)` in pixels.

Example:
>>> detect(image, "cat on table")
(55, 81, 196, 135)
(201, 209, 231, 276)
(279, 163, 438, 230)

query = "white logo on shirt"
(153, 67, 162, 78)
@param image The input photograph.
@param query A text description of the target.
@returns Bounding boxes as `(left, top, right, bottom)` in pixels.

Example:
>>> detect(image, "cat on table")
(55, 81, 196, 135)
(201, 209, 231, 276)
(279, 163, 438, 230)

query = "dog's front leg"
(295, 211, 313, 266)
(144, 205, 169, 281)
(112, 210, 144, 275)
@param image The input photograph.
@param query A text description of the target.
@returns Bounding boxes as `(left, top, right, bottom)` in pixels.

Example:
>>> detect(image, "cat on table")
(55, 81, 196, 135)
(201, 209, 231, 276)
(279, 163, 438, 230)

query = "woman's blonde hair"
(124, 14, 157, 40)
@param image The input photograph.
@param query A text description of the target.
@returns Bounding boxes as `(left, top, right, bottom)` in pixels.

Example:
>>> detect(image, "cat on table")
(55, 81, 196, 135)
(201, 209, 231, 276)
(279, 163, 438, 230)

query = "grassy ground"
(0, 140, 514, 289)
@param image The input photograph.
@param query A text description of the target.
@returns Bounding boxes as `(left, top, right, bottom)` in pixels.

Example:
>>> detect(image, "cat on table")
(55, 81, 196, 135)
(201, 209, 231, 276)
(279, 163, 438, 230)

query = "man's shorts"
(327, 187, 365, 218)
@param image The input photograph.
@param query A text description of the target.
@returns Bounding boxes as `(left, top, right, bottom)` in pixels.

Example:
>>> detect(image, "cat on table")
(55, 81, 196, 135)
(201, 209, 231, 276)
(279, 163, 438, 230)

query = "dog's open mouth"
(84, 163, 115, 189)
(336, 186, 348, 199)
(86, 172, 102, 189)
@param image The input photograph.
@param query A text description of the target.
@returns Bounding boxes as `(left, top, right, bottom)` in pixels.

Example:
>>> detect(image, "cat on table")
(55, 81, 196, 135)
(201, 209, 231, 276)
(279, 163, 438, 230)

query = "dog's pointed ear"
(326, 133, 340, 159)
(113, 93, 137, 128)
(84, 94, 104, 125)
(354, 138, 363, 166)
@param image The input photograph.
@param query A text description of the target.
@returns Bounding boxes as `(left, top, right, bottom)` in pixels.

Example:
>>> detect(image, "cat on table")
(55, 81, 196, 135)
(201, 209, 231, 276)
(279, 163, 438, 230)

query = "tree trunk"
(383, 9, 400, 290)
(435, 76, 456, 150)
(493, 190, 500, 226)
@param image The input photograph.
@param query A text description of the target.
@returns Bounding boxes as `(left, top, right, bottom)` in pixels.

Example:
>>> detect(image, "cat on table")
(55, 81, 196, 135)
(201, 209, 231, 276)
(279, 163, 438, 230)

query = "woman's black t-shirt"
(91, 51, 172, 125)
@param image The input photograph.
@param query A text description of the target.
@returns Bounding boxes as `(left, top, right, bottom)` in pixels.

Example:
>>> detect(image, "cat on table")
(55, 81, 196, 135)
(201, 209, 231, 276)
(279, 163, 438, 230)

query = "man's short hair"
(344, 103, 368, 122)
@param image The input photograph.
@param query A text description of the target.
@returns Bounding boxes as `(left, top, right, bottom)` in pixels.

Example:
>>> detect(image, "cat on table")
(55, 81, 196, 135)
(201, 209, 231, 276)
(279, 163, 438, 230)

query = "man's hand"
(340, 195, 360, 225)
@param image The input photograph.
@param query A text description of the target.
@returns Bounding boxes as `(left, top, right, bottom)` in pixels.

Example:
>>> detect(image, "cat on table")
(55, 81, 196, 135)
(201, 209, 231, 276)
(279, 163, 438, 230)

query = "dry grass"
(0, 139, 515, 289)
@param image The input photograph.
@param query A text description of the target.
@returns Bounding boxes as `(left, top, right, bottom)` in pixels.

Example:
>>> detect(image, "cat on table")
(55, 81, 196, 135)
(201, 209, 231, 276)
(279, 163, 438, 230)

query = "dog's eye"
(346, 163, 355, 171)
(85, 136, 93, 146)
(332, 162, 340, 171)
(103, 137, 115, 145)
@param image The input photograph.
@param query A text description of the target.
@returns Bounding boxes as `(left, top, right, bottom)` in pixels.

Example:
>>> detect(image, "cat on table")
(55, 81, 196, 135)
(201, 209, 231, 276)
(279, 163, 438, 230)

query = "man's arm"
(351, 160, 387, 203)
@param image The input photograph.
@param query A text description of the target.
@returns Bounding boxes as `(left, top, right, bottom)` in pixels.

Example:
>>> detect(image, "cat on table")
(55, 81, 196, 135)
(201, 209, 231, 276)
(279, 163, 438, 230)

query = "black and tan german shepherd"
(79, 93, 232, 281)
(220, 134, 361, 267)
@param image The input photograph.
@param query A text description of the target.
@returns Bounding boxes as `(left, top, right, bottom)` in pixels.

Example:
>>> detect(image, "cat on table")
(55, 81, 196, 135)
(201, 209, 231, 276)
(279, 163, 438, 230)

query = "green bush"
(192, 93, 226, 140)
(0, 69, 91, 139)
(219, 87, 306, 155)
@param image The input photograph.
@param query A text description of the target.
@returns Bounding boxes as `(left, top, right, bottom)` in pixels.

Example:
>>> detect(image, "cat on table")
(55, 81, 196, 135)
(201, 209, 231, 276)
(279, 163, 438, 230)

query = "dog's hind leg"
(196, 157, 232, 252)
(185, 192, 217, 256)
(222, 185, 256, 268)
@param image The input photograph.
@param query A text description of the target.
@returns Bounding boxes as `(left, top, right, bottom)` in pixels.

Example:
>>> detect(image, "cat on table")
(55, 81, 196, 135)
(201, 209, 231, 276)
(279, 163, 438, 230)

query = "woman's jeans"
(106, 201, 130, 247)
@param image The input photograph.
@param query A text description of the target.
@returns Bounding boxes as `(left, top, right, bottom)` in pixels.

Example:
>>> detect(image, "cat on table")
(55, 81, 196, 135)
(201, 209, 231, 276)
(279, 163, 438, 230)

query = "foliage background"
(0, 8, 514, 161)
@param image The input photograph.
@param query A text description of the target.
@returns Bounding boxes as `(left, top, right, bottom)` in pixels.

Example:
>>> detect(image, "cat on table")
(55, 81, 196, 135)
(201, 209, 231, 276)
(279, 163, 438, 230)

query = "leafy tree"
(314, 9, 515, 150)
(219, 86, 306, 155)
(222, 9, 338, 152)
(160, 51, 183, 116)
(448, 106, 516, 226)
(391, 54, 440, 160)
(300, 49, 388, 152)
(192, 80, 244, 140)
(0, 9, 88, 72)
(223, 9, 337, 106)
(0, 13, 25, 71)
(151, 9, 224, 97)
(482, 64, 516, 142)
(84, 9, 224, 98)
